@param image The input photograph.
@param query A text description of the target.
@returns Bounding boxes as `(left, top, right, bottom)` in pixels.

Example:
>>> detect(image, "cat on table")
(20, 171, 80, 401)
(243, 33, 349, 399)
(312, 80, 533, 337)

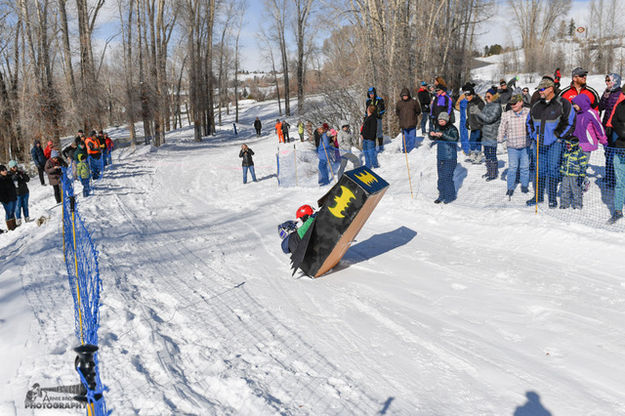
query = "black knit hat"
(0, 165, 6, 171)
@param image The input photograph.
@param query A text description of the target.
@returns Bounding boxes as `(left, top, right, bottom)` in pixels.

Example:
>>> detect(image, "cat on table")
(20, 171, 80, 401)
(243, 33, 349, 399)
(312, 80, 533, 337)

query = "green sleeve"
(297, 217, 315, 239)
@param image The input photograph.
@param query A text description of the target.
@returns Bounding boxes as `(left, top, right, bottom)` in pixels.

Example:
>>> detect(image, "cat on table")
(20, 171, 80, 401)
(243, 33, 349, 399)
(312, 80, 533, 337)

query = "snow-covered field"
(2, 97, 625, 415)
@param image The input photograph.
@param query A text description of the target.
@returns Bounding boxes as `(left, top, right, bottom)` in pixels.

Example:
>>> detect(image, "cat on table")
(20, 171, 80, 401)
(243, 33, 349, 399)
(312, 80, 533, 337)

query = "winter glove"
(278, 221, 298, 240)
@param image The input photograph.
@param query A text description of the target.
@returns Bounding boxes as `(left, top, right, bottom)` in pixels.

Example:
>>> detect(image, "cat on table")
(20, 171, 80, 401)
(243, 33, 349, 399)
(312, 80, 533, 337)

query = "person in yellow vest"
(297, 121, 305, 142)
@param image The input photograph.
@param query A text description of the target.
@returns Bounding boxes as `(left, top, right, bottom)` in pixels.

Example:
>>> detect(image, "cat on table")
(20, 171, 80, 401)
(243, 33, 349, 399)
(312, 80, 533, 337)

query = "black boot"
(526, 179, 545, 206)
(548, 177, 558, 208)
(485, 160, 498, 181)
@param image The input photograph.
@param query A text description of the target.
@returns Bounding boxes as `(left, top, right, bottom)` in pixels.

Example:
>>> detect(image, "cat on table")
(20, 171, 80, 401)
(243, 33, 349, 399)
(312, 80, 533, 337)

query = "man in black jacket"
(361, 105, 379, 169)
(417, 82, 432, 133)
(253, 117, 262, 136)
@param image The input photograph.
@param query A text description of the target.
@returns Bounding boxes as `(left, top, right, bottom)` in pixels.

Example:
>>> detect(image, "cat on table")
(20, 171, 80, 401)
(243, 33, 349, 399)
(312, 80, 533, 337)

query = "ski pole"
(402, 131, 414, 199)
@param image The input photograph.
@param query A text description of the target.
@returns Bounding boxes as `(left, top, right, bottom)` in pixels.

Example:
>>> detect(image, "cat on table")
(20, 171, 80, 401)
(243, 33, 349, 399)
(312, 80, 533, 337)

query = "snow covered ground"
(2, 97, 625, 415)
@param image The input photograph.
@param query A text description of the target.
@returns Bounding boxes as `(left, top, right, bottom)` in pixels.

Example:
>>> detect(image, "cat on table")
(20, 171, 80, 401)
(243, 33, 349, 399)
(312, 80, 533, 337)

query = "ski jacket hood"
(573, 94, 592, 113)
(400, 87, 411, 98)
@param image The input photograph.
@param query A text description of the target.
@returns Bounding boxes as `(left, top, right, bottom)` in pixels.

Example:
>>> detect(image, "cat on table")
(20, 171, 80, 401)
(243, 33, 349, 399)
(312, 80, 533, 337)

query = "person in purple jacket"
(430, 82, 454, 129)
(573, 94, 608, 191)
(599, 73, 622, 188)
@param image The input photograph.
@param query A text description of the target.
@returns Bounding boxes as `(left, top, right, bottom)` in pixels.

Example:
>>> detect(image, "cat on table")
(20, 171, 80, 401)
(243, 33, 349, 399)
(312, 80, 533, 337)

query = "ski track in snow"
(2, 97, 625, 415)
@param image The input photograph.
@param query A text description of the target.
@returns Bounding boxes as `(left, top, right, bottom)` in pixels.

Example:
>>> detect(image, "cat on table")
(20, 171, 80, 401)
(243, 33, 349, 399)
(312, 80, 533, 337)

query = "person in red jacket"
(559, 67, 600, 109)
(43, 140, 54, 159)
(554, 68, 561, 88)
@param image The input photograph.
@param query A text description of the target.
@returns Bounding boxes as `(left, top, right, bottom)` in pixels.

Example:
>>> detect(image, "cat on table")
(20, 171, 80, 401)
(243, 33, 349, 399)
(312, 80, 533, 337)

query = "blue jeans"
(105, 149, 112, 165)
(604, 132, 617, 185)
(318, 159, 330, 185)
(81, 178, 91, 197)
(376, 119, 384, 151)
(536, 140, 562, 179)
(88, 156, 101, 179)
(243, 165, 257, 184)
(615, 151, 625, 212)
(421, 115, 428, 133)
(16, 194, 29, 219)
(437, 159, 457, 202)
(362, 139, 379, 168)
(469, 130, 482, 152)
(401, 127, 416, 153)
(507, 147, 530, 190)
(2, 200, 16, 220)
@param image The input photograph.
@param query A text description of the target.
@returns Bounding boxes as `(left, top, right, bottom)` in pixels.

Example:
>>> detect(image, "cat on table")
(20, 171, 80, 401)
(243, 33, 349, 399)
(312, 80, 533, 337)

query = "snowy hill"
(2, 98, 625, 415)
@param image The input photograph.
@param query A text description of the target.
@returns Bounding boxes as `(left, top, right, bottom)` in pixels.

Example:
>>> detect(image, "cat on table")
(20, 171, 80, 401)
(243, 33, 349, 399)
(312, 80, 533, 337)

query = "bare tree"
(508, 0, 572, 73)
(292, 0, 314, 114)
(267, 0, 291, 115)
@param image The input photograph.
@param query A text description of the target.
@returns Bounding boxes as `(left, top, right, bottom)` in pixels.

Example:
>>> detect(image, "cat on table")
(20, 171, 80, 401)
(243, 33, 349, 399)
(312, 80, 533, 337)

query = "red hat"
(322, 123, 330, 131)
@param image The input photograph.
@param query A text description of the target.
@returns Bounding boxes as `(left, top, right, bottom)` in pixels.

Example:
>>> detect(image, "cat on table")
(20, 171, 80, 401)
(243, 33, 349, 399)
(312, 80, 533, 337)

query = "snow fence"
(276, 144, 362, 187)
(278, 138, 625, 231)
(61, 168, 109, 415)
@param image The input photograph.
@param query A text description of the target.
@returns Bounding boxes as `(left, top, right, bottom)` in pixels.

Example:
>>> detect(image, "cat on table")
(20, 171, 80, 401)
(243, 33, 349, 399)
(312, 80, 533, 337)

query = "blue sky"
(91, 0, 595, 72)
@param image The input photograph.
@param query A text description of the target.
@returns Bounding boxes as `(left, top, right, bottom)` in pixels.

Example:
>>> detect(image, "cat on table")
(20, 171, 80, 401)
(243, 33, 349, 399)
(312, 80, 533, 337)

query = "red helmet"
(296, 204, 313, 219)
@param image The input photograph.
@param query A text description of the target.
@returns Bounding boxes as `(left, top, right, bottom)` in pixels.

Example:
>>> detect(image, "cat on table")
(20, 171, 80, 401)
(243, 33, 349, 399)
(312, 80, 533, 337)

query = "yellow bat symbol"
(355, 171, 378, 186)
(329, 186, 355, 218)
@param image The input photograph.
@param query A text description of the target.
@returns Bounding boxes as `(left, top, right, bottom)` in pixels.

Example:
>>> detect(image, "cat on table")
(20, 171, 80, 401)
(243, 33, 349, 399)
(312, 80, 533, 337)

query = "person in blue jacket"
(526, 76, 576, 208)
(30, 140, 47, 185)
(366, 87, 386, 152)
(429, 112, 459, 204)
(315, 124, 332, 186)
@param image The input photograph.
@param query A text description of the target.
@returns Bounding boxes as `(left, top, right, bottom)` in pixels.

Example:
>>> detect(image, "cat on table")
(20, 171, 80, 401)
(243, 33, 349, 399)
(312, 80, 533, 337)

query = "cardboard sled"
(293, 166, 389, 277)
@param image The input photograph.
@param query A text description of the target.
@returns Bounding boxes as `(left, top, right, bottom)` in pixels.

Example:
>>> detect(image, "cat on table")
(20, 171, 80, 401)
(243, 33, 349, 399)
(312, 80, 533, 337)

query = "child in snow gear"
(45, 150, 67, 203)
(430, 112, 459, 204)
(336, 121, 362, 178)
(254, 117, 262, 136)
(279, 205, 316, 255)
(559, 137, 588, 209)
(104, 132, 114, 165)
(239, 144, 257, 184)
(31, 140, 47, 185)
(9, 161, 30, 224)
(76, 154, 91, 197)
(0, 164, 18, 230)
(571, 94, 607, 192)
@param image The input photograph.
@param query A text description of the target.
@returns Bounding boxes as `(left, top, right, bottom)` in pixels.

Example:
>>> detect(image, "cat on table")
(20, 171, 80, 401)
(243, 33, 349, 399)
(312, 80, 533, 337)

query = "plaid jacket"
(497, 107, 530, 149)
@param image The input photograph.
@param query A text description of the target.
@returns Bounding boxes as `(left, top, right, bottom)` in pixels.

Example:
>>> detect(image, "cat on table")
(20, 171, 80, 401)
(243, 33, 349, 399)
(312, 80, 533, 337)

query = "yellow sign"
(355, 171, 378, 186)
(329, 186, 355, 218)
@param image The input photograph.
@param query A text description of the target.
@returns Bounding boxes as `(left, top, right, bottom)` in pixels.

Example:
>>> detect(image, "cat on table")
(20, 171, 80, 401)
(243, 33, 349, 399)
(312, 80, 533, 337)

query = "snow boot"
(16, 218, 21, 226)
(526, 180, 545, 206)
(608, 210, 623, 224)
(548, 177, 558, 208)
(6, 218, 16, 231)
(485, 160, 498, 181)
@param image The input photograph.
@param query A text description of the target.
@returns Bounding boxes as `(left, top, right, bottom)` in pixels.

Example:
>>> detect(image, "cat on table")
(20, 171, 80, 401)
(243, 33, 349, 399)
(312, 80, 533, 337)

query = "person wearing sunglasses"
(526, 76, 576, 208)
(559, 67, 600, 109)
